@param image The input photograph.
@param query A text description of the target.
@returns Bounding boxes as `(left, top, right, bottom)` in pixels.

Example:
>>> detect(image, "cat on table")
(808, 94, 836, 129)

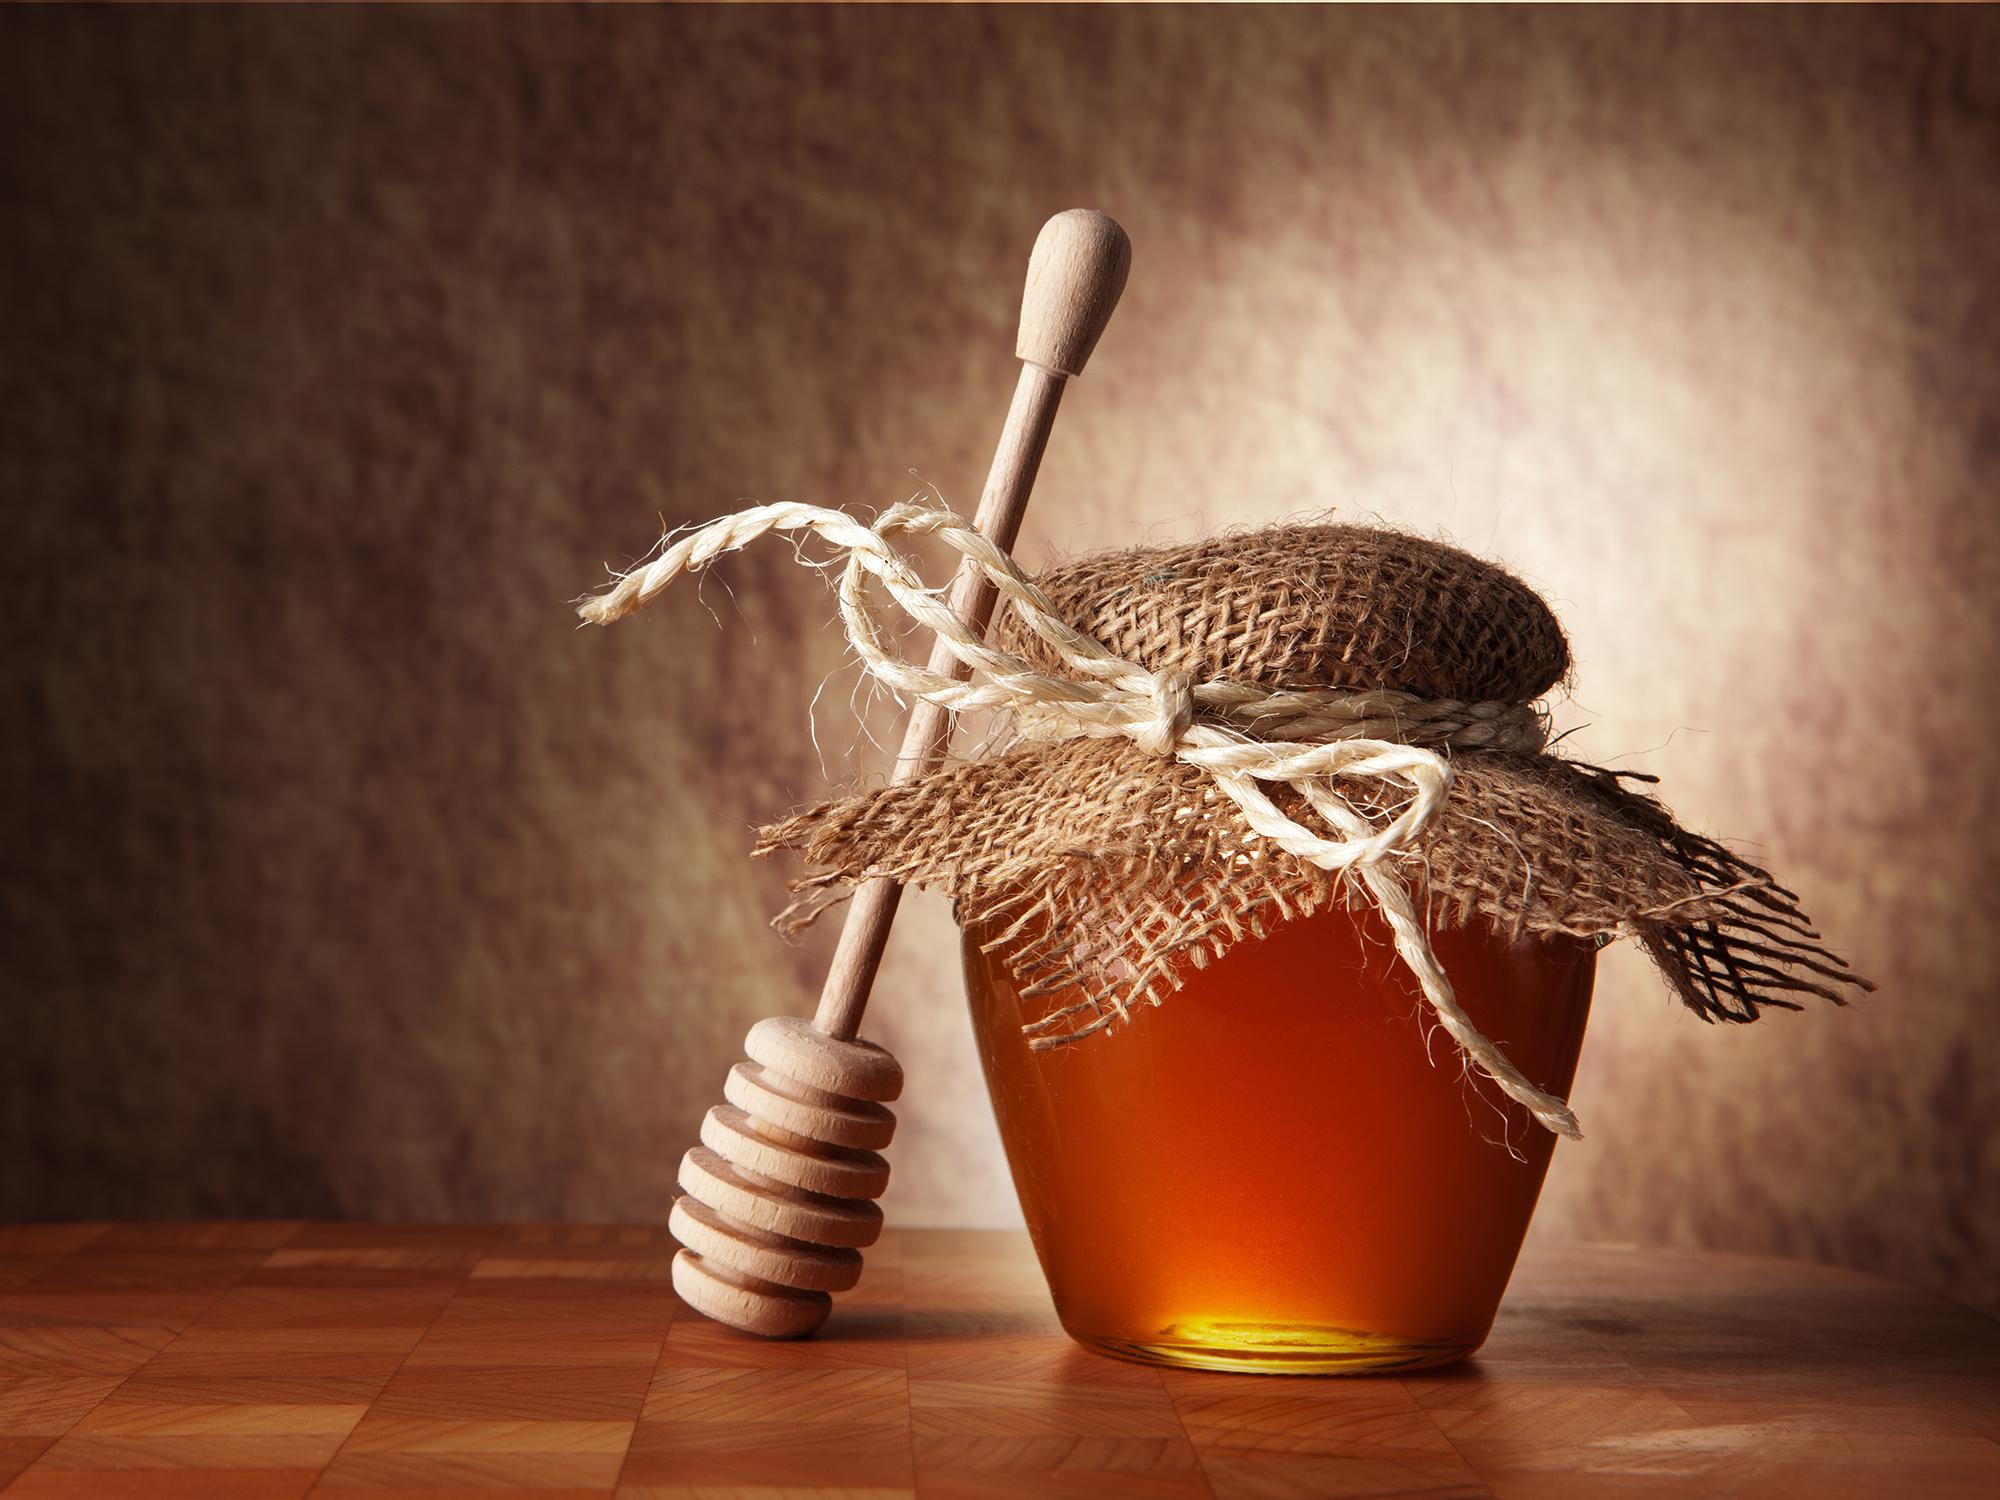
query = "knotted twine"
(581, 499, 1585, 1138)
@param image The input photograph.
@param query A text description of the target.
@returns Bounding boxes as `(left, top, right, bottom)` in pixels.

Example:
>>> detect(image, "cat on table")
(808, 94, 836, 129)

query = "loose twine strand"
(581, 500, 1582, 1139)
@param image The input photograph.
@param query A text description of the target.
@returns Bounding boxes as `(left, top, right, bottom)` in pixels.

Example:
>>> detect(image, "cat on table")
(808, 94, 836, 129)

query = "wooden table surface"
(0, 1224, 1994, 1499)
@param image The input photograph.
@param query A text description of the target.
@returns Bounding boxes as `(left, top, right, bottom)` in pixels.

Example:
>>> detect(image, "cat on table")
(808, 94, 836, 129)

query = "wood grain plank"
(918, 1471, 1212, 1499)
(615, 1487, 913, 1500)
(0, 1231, 108, 1259)
(314, 1446, 624, 1490)
(339, 1416, 632, 1454)
(617, 1418, 915, 1491)
(903, 1332, 1161, 1386)
(367, 1364, 654, 1423)
(443, 1281, 679, 1323)
(656, 1309, 906, 1371)
(6, 1466, 322, 1498)
(642, 1369, 909, 1427)
(27, 1430, 352, 1471)
(110, 1348, 408, 1408)
(402, 1323, 667, 1371)
(0, 1439, 52, 1491)
(0, 1325, 178, 1381)
(1170, 1376, 1461, 1459)
(72, 1401, 366, 1437)
(1200, 1448, 1488, 1500)
(1418, 1384, 1695, 1440)
(0, 1292, 225, 1336)
(90, 1225, 304, 1253)
(167, 1280, 455, 1327)
(913, 1432, 1212, 1500)
(0, 1378, 130, 1438)
(910, 1378, 1186, 1440)
(0, 1269, 55, 1298)
(470, 1224, 675, 1281)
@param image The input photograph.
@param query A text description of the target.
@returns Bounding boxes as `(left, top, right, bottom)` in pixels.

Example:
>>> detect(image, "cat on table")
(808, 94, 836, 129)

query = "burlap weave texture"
(759, 526, 1864, 1043)
(999, 526, 1571, 704)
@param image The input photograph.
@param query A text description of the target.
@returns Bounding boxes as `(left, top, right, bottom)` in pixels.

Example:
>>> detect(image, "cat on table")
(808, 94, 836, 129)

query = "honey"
(962, 904, 1596, 1373)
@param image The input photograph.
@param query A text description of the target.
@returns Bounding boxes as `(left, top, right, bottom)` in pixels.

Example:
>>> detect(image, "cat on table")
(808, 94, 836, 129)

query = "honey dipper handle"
(811, 211, 1131, 1042)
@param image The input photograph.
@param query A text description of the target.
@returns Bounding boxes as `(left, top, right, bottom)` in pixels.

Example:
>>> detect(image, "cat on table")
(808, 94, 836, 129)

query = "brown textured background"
(4, 7, 1997, 1314)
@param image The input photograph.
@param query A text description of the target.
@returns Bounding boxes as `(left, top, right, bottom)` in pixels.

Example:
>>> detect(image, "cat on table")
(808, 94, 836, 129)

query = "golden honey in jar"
(962, 903, 1595, 1373)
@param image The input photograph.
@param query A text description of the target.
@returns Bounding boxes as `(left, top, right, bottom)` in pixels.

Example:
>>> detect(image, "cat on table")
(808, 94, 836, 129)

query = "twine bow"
(582, 499, 1582, 1139)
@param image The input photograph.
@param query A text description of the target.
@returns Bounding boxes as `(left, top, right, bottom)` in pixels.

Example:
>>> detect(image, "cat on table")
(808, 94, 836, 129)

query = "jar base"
(1068, 1319, 1482, 1376)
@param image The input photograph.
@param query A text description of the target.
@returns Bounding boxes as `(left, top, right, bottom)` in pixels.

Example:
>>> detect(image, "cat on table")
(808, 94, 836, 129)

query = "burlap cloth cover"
(755, 524, 1865, 1061)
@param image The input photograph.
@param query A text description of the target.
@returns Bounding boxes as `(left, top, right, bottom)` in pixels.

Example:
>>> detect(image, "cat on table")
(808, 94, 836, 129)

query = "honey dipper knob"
(1016, 208, 1133, 379)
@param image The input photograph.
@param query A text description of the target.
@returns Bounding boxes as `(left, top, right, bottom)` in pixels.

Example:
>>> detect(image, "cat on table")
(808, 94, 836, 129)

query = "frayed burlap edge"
(754, 736, 1869, 1044)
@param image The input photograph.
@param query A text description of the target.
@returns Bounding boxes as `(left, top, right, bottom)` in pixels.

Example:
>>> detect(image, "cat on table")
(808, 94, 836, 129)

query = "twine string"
(581, 499, 1581, 1139)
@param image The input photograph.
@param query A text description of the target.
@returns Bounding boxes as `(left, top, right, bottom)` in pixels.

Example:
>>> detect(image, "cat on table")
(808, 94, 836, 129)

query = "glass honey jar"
(962, 903, 1596, 1373)
(744, 520, 1860, 1368)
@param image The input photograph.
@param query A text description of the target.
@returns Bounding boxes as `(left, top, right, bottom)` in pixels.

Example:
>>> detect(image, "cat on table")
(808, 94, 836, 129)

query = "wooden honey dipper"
(668, 209, 1132, 1338)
